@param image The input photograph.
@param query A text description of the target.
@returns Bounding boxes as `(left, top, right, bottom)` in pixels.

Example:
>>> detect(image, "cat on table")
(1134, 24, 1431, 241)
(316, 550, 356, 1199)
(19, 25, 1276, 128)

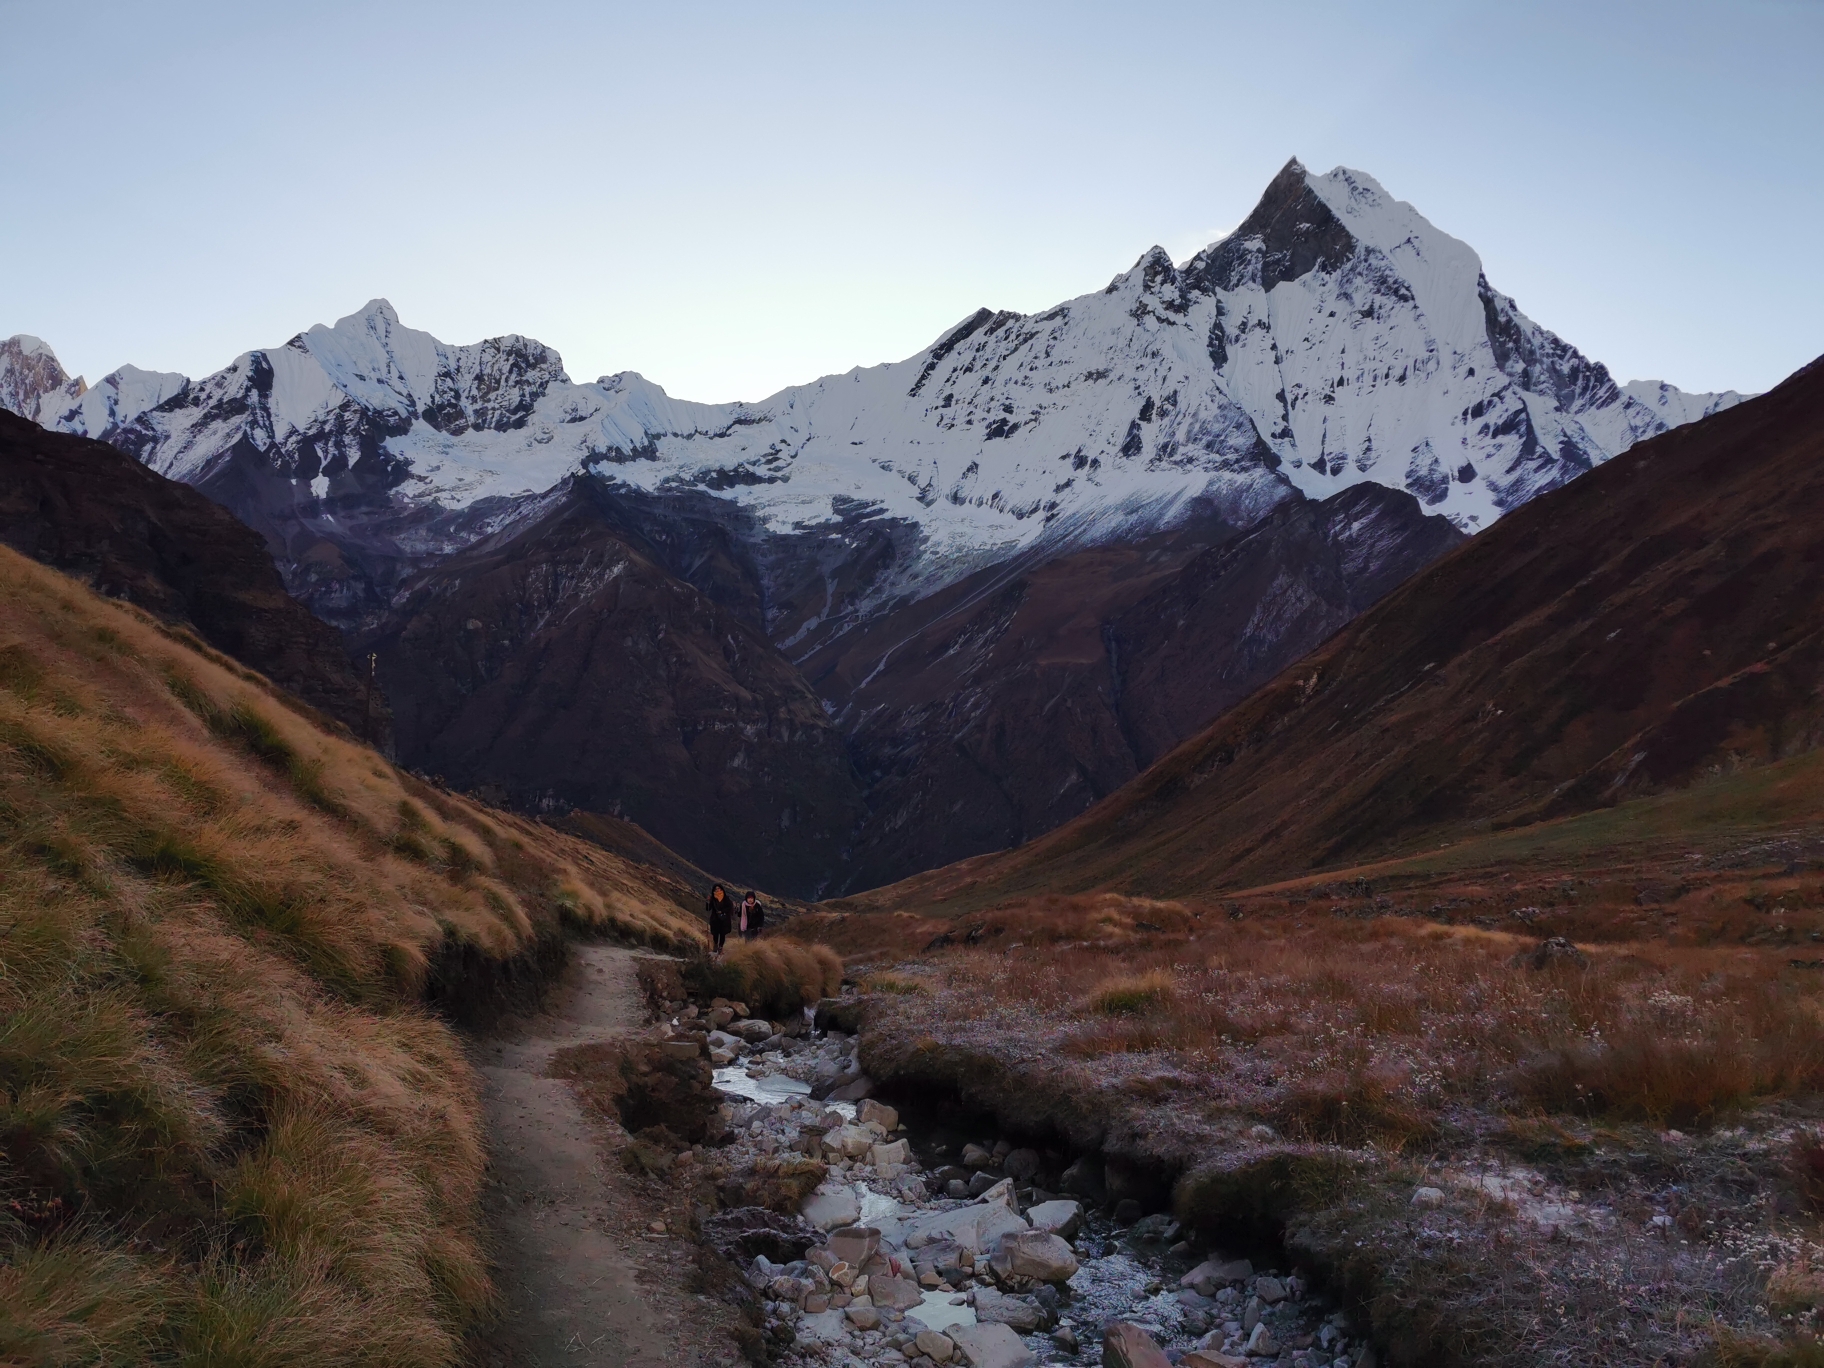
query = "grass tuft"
(1088, 969, 1175, 1016)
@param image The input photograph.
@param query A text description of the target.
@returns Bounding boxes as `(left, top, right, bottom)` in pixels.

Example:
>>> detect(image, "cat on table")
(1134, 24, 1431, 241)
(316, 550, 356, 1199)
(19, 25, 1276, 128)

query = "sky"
(1, 0, 1818, 403)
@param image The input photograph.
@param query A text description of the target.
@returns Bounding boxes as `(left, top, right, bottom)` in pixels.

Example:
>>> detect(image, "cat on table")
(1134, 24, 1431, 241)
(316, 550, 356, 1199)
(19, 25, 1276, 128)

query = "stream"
(707, 1038, 1366, 1367)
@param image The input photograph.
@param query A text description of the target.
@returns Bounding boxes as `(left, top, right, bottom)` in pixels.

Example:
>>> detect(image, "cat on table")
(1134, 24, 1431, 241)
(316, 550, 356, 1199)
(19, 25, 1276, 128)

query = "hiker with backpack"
(706, 884, 734, 956)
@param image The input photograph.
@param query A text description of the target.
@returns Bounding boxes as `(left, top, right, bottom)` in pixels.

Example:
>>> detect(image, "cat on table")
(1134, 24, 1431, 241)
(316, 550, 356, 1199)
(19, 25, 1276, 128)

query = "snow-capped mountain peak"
(18, 158, 1747, 638)
(1, 333, 85, 423)
(297, 298, 571, 436)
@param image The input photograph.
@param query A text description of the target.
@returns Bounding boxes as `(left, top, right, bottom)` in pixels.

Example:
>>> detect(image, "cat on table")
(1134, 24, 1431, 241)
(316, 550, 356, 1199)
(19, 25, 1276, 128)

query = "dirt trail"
(471, 944, 738, 1368)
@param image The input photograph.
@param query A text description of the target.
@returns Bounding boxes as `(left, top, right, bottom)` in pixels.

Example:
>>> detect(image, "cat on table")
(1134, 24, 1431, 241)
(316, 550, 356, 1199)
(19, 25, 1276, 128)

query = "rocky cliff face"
(804, 483, 1462, 890)
(0, 409, 383, 740)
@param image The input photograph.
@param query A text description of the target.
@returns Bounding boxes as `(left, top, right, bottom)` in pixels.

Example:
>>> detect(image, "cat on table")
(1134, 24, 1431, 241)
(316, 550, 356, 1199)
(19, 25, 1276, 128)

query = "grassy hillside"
(0, 544, 702, 1365)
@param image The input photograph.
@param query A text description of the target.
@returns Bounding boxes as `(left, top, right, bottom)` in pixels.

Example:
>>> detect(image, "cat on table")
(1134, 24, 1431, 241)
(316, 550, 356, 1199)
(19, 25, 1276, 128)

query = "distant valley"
(0, 159, 1745, 895)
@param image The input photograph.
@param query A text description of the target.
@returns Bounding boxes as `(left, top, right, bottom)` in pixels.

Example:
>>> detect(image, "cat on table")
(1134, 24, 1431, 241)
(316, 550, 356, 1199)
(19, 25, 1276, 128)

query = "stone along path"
(472, 944, 740, 1368)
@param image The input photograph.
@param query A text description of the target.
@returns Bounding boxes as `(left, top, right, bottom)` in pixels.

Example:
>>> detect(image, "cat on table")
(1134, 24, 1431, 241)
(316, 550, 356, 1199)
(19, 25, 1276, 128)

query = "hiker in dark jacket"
(706, 884, 734, 956)
(741, 891, 765, 941)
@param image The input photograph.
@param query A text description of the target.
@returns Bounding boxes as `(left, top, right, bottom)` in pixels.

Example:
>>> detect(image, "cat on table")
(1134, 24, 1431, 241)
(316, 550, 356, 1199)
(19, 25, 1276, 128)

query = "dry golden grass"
(807, 892, 1824, 1131)
(0, 546, 702, 1365)
(694, 940, 843, 1019)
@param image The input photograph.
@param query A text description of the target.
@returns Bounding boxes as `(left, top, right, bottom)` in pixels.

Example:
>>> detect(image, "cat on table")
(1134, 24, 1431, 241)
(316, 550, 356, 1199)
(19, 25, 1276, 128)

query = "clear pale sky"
(2, 0, 1817, 402)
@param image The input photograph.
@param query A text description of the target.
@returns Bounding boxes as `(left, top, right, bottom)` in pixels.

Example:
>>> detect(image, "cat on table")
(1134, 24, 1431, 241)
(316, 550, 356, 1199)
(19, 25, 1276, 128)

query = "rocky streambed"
(678, 1000, 1373, 1368)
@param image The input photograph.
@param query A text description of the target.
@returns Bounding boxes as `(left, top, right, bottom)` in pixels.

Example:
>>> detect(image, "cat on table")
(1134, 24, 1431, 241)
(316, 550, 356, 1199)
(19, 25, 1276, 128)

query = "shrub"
(1512, 1002, 1824, 1127)
(691, 941, 842, 1019)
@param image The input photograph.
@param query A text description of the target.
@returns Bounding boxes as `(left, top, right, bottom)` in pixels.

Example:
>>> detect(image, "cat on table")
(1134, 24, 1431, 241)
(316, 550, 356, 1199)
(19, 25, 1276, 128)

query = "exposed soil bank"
(469, 944, 744, 1368)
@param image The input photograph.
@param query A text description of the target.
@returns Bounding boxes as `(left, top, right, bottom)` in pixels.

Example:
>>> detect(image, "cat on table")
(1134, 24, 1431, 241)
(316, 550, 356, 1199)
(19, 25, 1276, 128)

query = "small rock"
(729, 1018, 775, 1043)
(848, 1305, 883, 1330)
(1050, 1324, 1079, 1353)
(829, 1075, 876, 1102)
(1113, 1199, 1142, 1225)
(1025, 1199, 1084, 1241)
(1103, 1321, 1173, 1368)
(966, 1170, 1001, 1197)
(829, 1226, 883, 1268)
(871, 1275, 928, 1312)
(859, 1099, 900, 1129)
(805, 1293, 830, 1312)
(647, 1220, 667, 1234)
(973, 1288, 1043, 1332)
(962, 1143, 995, 1170)
(946, 1179, 970, 1199)
(661, 1039, 702, 1061)
(1246, 1124, 1276, 1142)
(1410, 1187, 1445, 1207)
(1254, 1277, 1286, 1305)
(1003, 1148, 1040, 1181)
(802, 1185, 863, 1231)
(1181, 1258, 1253, 1295)
(916, 1330, 956, 1363)
(949, 1321, 1037, 1368)
(988, 1230, 1078, 1284)
(874, 1139, 912, 1169)
(1244, 1323, 1278, 1357)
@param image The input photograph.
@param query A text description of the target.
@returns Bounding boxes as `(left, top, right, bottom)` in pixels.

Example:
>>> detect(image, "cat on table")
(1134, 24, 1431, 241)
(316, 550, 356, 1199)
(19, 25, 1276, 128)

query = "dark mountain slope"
(806, 484, 1461, 891)
(841, 355, 1824, 908)
(360, 476, 864, 897)
(0, 408, 381, 738)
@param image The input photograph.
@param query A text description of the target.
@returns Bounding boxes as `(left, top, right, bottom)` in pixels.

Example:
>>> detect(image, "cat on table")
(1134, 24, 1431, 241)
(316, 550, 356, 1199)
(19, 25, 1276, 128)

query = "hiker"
(741, 890, 765, 941)
(706, 883, 734, 956)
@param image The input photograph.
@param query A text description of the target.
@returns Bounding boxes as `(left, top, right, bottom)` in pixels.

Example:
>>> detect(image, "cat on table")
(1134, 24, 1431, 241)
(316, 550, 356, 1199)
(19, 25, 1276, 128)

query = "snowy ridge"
(9, 159, 1744, 616)
(39, 365, 188, 443)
